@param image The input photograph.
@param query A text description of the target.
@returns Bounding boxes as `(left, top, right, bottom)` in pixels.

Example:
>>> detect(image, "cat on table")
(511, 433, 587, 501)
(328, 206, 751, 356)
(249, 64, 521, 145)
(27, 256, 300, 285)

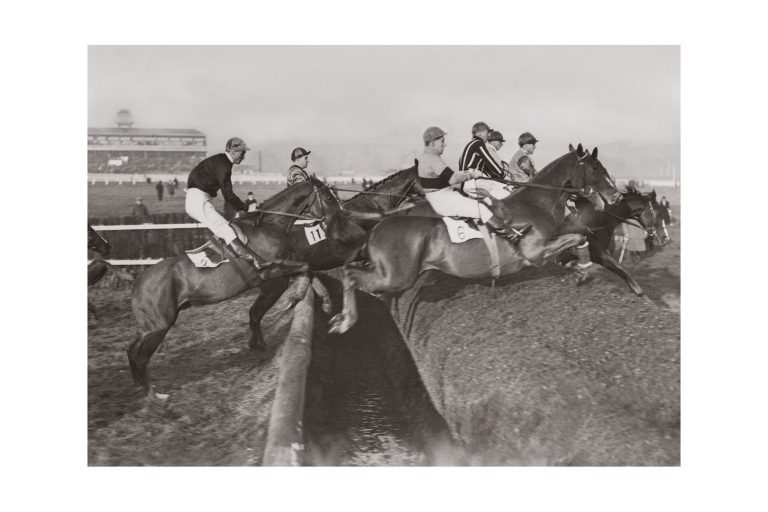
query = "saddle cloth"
(294, 219, 327, 246)
(442, 217, 484, 243)
(185, 222, 248, 268)
(441, 217, 501, 278)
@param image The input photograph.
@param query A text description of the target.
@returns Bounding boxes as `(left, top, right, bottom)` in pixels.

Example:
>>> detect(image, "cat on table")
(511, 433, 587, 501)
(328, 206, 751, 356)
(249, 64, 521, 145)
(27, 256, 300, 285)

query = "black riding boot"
(228, 238, 269, 270)
(485, 216, 532, 244)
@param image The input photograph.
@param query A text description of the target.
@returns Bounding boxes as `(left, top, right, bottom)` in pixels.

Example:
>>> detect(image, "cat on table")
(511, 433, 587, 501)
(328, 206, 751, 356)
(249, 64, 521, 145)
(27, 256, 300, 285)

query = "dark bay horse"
(128, 177, 341, 399)
(327, 145, 622, 334)
(556, 186, 666, 295)
(245, 164, 421, 349)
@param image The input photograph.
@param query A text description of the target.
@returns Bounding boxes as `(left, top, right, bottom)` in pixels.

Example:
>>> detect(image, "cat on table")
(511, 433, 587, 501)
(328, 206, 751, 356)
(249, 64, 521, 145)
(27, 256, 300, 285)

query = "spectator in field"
(167, 180, 176, 197)
(244, 191, 259, 212)
(509, 132, 539, 183)
(172, 177, 179, 187)
(287, 147, 311, 186)
(659, 195, 672, 225)
(155, 181, 164, 201)
(186, 137, 268, 268)
(132, 197, 151, 258)
(132, 198, 150, 223)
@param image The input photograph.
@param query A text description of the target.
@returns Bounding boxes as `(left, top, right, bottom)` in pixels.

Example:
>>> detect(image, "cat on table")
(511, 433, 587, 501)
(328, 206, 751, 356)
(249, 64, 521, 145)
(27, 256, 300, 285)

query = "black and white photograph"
(6, 1, 768, 510)
(86, 45, 680, 466)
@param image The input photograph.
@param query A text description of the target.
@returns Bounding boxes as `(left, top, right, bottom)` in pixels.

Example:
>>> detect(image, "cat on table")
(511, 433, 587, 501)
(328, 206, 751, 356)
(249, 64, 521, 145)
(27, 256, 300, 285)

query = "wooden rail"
(262, 277, 315, 466)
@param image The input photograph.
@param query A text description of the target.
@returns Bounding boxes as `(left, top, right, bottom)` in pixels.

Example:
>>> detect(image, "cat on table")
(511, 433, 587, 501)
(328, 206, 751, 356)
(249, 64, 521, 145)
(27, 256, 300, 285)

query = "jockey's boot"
(228, 239, 269, 270)
(485, 216, 532, 244)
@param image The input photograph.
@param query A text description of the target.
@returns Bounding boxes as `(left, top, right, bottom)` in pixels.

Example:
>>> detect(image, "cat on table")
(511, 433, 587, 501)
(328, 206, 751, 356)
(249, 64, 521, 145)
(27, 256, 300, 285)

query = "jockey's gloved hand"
(234, 210, 245, 219)
(469, 170, 484, 179)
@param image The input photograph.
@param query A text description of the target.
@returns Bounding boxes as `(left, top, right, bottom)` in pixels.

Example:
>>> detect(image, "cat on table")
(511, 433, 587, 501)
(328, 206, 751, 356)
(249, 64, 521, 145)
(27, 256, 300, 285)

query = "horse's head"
(567, 143, 622, 211)
(88, 225, 111, 257)
(304, 175, 344, 220)
(622, 187, 668, 245)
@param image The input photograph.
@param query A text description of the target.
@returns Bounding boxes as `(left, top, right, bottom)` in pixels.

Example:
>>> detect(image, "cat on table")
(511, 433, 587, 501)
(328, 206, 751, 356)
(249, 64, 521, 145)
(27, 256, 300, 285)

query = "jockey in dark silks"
(185, 137, 268, 269)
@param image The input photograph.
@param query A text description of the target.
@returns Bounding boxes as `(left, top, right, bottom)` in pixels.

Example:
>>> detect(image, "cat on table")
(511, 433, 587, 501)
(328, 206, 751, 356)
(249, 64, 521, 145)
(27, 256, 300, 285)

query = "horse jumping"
(327, 144, 622, 334)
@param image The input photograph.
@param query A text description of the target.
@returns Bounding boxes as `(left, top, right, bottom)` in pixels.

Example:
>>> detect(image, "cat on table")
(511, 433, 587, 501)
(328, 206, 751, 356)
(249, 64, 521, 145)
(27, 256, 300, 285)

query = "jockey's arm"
(220, 171, 247, 212)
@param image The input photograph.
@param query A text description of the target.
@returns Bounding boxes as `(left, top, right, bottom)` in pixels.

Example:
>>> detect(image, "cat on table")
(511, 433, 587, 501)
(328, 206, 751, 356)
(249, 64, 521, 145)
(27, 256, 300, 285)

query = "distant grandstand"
(88, 109, 207, 174)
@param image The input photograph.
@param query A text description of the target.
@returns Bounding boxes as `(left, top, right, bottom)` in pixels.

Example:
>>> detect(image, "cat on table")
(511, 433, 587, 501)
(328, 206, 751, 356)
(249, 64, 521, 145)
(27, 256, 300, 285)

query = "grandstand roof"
(89, 127, 206, 137)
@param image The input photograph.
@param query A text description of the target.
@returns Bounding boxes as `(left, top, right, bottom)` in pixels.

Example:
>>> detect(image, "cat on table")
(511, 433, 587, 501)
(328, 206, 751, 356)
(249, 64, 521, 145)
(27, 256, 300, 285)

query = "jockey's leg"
(185, 188, 269, 269)
(425, 188, 530, 244)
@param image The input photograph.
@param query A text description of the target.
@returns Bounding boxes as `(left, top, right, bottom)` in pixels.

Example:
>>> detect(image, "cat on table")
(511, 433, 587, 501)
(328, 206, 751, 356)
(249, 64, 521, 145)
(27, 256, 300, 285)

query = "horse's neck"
(258, 184, 315, 228)
(509, 154, 575, 211)
(344, 174, 415, 212)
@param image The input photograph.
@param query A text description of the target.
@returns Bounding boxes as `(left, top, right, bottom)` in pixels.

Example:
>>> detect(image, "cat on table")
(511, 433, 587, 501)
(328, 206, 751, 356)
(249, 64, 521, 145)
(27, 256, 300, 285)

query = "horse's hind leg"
(128, 265, 182, 399)
(127, 328, 172, 400)
(248, 277, 289, 351)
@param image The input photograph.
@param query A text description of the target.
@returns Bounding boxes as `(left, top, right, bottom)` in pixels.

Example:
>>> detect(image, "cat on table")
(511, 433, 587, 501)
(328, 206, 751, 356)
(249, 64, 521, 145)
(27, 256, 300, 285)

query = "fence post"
(262, 277, 315, 466)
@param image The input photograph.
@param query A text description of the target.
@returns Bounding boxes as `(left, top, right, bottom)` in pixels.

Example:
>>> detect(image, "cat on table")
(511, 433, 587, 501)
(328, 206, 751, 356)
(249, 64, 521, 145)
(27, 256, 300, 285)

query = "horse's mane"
(345, 164, 417, 202)
(259, 177, 321, 209)
(531, 151, 574, 180)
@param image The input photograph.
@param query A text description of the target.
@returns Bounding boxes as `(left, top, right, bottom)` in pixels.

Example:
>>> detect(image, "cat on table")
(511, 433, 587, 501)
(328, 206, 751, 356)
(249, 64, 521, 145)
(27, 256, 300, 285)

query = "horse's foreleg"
(597, 251, 645, 296)
(520, 233, 586, 266)
(328, 266, 360, 334)
(311, 276, 333, 314)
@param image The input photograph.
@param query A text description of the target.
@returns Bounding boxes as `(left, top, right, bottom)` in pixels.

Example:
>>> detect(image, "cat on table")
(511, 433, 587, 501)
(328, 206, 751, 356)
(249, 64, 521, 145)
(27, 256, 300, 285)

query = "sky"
(88, 46, 679, 174)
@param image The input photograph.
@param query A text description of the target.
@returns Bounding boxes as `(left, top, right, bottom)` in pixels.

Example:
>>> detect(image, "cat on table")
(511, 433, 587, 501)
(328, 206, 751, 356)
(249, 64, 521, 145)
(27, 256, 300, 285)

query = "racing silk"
(458, 136, 506, 180)
(418, 151, 455, 192)
(187, 153, 246, 212)
(286, 165, 310, 187)
(509, 148, 537, 183)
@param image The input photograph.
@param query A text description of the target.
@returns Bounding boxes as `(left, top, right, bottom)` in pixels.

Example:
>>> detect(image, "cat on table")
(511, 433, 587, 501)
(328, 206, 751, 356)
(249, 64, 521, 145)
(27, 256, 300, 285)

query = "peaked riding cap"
(423, 126, 447, 144)
(518, 132, 539, 146)
(226, 137, 250, 151)
(291, 147, 311, 160)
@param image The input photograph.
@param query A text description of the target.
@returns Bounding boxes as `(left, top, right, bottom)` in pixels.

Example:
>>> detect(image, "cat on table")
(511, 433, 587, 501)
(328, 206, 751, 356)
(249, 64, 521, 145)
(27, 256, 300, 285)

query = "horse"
(327, 144, 623, 334)
(128, 177, 341, 399)
(88, 226, 133, 319)
(244, 164, 421, 349)
(555, 186, 667, 295)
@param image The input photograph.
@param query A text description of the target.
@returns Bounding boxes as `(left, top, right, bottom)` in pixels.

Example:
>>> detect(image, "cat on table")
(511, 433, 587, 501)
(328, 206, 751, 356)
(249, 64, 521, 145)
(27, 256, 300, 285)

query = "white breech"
(461, 178, 512, 201)
(425, 187, 495, 223)
(185, 187, 238, 244)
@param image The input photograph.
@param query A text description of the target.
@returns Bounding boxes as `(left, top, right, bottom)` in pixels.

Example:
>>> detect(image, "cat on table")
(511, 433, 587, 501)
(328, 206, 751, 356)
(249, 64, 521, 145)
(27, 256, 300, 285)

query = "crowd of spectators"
(87, 152, 204, 174)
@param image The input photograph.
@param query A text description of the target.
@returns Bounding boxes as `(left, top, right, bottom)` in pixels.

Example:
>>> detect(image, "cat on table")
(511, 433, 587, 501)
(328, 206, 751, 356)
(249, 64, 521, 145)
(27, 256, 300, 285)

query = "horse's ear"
(591, 147, 598, 159)
(651, 189, 657, 199)
(576, 143, 584, 156)
(568, 143, 575, 152)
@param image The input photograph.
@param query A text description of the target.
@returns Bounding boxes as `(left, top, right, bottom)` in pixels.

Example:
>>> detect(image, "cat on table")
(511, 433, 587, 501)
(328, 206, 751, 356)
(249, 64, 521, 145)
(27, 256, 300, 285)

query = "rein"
(333, 187, 415, 199)
(602, 210, 645, 230)
(503, 179, 594, 196)
(245, 209, 323, 221)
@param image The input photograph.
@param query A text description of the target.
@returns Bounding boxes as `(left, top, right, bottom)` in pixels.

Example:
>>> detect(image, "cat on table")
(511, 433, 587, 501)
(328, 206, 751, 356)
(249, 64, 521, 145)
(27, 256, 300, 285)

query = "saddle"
(184, 222, 249, 268)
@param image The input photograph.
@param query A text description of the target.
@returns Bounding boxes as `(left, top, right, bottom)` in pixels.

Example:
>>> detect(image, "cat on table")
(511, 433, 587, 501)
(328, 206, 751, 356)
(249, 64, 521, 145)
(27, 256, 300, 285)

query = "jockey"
(458, 121, 515, 201)
(419, 126, 528, 243)
(509, 132, 538, 182)
(185, 137, 268, 269)
(287, 147, 311, 187)
(486, 130, 509, 175)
